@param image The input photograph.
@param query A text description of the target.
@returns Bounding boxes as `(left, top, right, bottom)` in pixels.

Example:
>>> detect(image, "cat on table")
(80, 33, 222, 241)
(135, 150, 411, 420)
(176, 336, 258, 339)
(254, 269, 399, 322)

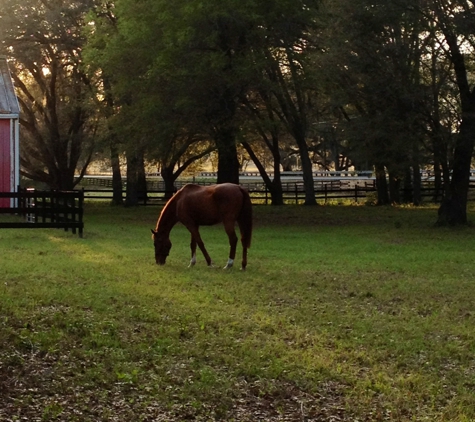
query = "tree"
(85, 1, 218, 204)
(323, 0, 475, 214)
(87, 0, 322, 192)
(428, 0, 475, 225)
(0, 0, 100, 190)
(232, 0, 324, 205)
(240, 92, 286, 205)
(91, 0, 248, 185)
(84, 1, 142, 205)
(261, 43, 319, 205)
(322, 0, 429, 204)
(157, 139, 215, 200)
(84, 2, 124, 205)
(118, 95, 215, 200)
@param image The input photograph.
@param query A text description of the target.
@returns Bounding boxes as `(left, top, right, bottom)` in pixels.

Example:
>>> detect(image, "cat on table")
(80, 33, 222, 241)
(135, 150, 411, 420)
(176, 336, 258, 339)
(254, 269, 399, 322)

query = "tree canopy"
(85, 0, 322, 200)
(0, 0, 100, 190)
(1, 0, 474, 220)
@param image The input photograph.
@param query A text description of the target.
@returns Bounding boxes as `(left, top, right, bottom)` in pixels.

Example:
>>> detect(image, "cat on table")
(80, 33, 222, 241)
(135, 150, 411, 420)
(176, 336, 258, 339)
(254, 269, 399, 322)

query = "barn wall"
(0, 119, 12, 207)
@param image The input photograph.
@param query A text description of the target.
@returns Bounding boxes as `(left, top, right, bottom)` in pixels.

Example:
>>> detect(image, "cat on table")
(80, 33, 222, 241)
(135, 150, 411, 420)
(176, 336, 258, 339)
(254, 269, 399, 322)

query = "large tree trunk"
(125, 153, 138, 206)
(293, 128, 316, 205)
(125, 148, 146, 206)
(137, 155, 148, 203)
(436, 19, 475, 225)
(299, 146, 316, 205)
(433, 160, 442, 203)
(375, 164, 390, 205)
(215, 126, 240, 185)
(437, 113, 475, 225)
(412, 163, 422, 206)
(103, 76, 123, 206)
(110, 142, 123, 206)
(161, 166, 177, 200)
(269, 145, 284, 206)
(402, 167, 413, 204)
(52, 167, 75, 190)
(241, 140, 284, 205)
(388, 170, 401, 204)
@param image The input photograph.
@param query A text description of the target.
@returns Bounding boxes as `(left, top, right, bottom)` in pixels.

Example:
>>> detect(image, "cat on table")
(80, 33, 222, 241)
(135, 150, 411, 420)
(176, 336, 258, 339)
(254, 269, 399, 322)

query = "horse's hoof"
(223, 259, 234, 270)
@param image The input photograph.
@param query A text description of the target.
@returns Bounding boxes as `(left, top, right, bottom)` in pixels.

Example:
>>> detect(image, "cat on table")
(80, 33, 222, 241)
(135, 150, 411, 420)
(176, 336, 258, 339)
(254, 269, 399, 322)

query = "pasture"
(1, 203, 475, 421)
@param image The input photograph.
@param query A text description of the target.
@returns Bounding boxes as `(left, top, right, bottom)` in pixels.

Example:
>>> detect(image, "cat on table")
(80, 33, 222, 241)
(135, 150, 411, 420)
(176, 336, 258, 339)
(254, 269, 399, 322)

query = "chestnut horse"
(151, 183, 252, 269)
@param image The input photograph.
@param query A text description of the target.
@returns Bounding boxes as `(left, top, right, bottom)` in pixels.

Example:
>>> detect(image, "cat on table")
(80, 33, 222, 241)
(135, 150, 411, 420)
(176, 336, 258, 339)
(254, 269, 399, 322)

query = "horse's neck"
(156, 195, 178, 235)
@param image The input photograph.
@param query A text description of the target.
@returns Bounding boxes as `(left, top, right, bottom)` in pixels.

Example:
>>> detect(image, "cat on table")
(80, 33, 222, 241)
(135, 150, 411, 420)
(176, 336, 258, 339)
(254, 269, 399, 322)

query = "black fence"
(78, 178, 462, 205)
(0, 188, 84, 237)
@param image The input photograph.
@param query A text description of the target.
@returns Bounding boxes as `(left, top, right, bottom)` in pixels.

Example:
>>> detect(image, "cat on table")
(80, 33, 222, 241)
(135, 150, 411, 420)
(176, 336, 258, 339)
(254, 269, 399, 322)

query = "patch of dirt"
(0, 347, 354, 421)
(228, 379, 350, 421)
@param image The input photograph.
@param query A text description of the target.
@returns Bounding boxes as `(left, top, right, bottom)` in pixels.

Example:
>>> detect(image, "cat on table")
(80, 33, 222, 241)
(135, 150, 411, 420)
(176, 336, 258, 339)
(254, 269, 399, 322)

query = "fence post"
(39, 192, 44, 223)
(355, 185, 358, 203)
(53, 191, 59, 229)
(18, 186, 25, 218)
(25, 188, 35, 222)
(78, 189, 84, 238)
(69, 192, 75, 235)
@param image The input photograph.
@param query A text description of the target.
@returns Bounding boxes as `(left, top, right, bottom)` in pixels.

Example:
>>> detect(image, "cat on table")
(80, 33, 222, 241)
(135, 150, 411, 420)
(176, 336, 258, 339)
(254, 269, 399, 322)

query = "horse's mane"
(155, 189, 180, 232)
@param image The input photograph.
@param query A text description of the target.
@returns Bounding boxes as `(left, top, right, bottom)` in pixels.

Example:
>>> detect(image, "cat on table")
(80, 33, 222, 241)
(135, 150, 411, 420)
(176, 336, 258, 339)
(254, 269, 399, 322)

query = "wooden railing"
(77, 180, 454, 205)
(0, 188, 84, 237)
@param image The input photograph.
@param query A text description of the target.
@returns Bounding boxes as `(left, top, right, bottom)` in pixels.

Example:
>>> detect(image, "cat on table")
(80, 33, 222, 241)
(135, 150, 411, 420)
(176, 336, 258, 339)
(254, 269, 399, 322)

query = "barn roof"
(0, 55, 20, 116)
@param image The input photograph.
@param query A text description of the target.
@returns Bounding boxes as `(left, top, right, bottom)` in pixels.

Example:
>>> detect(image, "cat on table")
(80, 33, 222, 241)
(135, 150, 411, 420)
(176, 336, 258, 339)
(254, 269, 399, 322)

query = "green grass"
(1, 203, 475, 421)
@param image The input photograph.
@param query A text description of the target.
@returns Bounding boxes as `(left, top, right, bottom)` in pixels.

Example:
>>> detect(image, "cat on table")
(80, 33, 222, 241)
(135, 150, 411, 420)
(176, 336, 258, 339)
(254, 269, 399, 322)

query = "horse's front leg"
(223, 222, 238, 270)
(189, 236, 197, 267)
(188, 226, 213, 267)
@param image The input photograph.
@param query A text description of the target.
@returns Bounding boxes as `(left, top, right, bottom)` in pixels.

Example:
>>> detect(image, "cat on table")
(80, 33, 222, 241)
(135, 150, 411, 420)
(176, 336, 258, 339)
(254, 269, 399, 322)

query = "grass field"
(1, 203, 475, 421)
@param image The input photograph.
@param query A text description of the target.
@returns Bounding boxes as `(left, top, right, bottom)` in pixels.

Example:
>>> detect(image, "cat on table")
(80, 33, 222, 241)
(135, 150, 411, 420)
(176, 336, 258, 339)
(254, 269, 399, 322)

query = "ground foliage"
(1, 204, 475, 421)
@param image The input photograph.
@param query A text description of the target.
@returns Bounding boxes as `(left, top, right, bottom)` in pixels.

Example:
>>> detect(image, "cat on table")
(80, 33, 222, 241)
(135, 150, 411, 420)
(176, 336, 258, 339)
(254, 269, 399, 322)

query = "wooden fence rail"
(0, 188, 84, 237)
(79, 181, 458, 205)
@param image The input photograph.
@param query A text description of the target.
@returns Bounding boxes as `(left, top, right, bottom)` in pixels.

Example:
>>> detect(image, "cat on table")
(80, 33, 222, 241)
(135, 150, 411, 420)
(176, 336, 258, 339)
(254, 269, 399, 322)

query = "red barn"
(0, 56, 20, 208)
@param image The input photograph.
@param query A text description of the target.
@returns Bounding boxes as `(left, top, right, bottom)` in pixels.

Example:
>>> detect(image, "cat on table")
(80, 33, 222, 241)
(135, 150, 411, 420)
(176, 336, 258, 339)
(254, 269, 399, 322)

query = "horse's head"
(151, 229, 172, 265)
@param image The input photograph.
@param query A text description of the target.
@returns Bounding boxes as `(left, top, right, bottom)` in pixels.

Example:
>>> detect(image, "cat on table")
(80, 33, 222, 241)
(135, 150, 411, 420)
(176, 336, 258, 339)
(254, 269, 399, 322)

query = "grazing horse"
(151, 183, 252, 269)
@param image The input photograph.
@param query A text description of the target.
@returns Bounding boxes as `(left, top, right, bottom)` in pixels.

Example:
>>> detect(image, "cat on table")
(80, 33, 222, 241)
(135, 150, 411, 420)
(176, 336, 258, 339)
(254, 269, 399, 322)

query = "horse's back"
(176, 183, 245, 225)
(179, 183, 242, 202)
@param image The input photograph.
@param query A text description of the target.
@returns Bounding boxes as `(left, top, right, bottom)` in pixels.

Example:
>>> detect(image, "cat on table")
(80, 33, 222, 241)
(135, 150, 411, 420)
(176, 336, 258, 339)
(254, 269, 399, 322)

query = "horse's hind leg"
(237, 222, 249, 270)
(241, 244, 248, 271)
(223, 221, 238, 269)
(189, 236, 197, 267)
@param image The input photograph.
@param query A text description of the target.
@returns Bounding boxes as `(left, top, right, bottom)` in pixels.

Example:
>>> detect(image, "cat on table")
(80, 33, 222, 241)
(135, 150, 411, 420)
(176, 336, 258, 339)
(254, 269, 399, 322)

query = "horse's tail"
(238, 186, 253, 248)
